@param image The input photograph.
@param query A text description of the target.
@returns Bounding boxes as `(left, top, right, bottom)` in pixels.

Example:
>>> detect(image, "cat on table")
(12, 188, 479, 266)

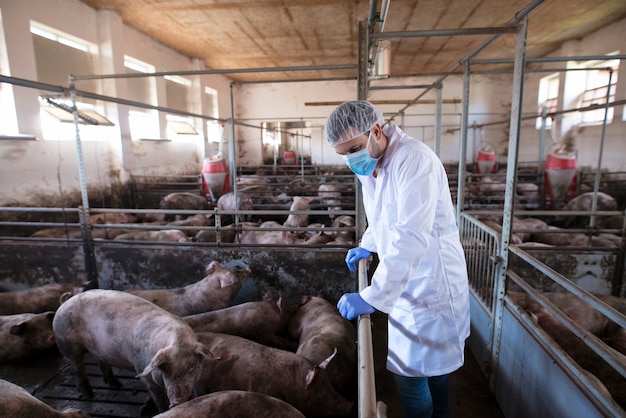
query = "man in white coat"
(326, 100, 470, 418)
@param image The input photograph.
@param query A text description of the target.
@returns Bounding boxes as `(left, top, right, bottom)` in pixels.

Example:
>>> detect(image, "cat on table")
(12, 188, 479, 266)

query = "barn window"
(578, 58, 619, 125)
(129, 109, 159, 141)
(536, 73, 559, 129)
(165, 75, 191, 113)
(123, 56, 156, 106)
(30, 21, 98, 92)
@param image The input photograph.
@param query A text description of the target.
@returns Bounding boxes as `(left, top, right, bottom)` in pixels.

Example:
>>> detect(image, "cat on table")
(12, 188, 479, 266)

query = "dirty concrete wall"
(0, 241, 356, 304)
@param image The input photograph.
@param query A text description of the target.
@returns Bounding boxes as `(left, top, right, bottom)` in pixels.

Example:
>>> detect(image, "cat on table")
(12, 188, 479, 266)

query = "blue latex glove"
(337, 293, 375, 320)
(345, 247, 371, 271)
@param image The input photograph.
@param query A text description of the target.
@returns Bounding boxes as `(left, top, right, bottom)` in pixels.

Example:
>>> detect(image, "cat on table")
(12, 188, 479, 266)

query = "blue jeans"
(393, 374, 450, 418)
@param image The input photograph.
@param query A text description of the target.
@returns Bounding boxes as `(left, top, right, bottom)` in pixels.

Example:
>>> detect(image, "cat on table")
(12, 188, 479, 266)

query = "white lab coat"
(359, 125, 470, 377)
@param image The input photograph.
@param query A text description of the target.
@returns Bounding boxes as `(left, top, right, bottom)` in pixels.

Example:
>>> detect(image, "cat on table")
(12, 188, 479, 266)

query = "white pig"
(52, 289, 211, 413)
(283, 196, 314, 228)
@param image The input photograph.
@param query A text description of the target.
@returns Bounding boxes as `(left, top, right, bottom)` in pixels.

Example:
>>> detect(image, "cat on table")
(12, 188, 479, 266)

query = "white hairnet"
(325, 100, 384, 146)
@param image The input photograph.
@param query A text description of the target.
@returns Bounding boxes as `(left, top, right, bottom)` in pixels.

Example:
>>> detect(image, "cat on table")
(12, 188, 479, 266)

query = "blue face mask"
(342, 131, 379, 176)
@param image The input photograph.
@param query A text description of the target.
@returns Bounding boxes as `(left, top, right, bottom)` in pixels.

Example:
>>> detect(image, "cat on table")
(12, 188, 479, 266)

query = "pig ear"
(305, 366, 322, 389)
(9, 322, 28, 336)
(318, 347, 338, 370)
(45, 311, 55, 322)
(136, 348, 168, 378)
(206, 261, 218, 274)
(196, 342, 215, 359)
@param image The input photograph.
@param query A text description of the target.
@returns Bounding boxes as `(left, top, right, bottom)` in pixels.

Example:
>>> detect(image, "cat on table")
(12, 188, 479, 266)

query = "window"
(123, 56, 156, 106)
(536, 73, 559, 129)
(129, 110, 159, 140)
(205, 86, 218, 119)
(207, 121, 224, 144)
(578, 58, 619, 124)
(30, 21, 98, 92)
(165, 75, 191, 112)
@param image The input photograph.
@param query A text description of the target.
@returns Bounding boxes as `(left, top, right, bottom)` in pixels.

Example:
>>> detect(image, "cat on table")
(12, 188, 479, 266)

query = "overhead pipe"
(386, 0, 545, 123)
(71, 64, 357, 81)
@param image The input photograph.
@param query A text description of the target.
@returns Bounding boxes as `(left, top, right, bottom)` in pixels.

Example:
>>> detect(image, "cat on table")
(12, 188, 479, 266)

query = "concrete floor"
(371, 312, 505, 418)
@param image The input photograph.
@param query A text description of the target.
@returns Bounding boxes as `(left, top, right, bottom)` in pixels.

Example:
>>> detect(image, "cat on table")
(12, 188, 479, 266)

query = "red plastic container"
(202, 156, 230, 202)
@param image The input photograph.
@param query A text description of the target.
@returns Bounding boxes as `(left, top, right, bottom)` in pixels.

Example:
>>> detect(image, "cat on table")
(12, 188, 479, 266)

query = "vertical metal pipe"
(539, 105, 548, 206)
(589, 68, 613, 229)
(69, 76, 98, 282)
(488, 17, 528, 394)
(456, 62, 471, 224)
(229, 82, 238, 219)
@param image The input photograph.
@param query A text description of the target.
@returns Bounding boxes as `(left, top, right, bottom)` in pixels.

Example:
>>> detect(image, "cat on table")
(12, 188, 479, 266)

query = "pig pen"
(0, 237, 504, 418)
(461, 212, 626, 418)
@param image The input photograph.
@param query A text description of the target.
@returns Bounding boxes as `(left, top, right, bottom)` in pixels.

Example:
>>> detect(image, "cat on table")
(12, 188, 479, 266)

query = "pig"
(126, 261, 250, 316)
(0, 281, 97, 315)
(288, 295, 357, 398)
(526, 304, 626, 409)
(159, 192, 210, 221)
(194, 225, 237, 243)
(166, 214, 213, 237)
(238, 228, 305, 245)
(183, 289, 298, 351)
(330, 215, 356, 243)
(512, 217, 549, 242)
(89, 212, 137, 225)
(0, 312, 56, 363)
(284, 178, 318, 197)
(0, 378, 92, 417)
(113, 229, 190, 242)
(531, 226, 591, 247)
(216, 191, 255, 223)
(283, 196, 314, 228)
(194, 332, 354, 417)
(318, 183, 343, 219)
(153, 390, 306, 418)
(303, 230, 335, 245)
(562, 192, 618, 228)
(52, 289, 211, 412)
(481, 220, 523, 244)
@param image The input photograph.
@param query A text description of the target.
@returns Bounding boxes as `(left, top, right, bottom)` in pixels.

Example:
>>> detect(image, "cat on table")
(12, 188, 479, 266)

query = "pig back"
(53, 289, 201, 371)
(288, 296, 357, 397)
(195, 332, 353, 417)
(0, 283, 83, 315)
(153, 390, 305, 418)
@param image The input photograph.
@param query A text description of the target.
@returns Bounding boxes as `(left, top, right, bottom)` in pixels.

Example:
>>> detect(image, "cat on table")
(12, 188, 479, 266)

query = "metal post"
(488, 17, 528, 394)
(589, 68, 613, 229)
(456, 62, 471, 224)
(69, 76, 98, 283)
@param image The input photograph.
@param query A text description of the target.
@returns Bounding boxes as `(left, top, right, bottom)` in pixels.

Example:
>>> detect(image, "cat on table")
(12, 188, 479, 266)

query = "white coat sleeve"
(360, 149, 441, 314)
